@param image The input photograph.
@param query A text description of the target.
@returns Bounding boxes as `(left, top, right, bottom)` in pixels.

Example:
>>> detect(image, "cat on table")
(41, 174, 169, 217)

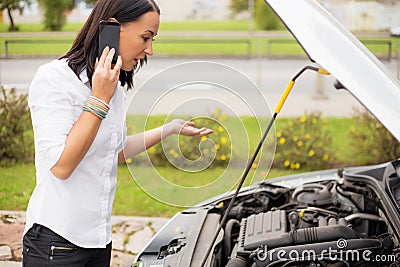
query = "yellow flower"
(311, 117, 317, 123)
(293, 136, 298, 142)
(252, 162, 258, 169)
(218, 114, 227, 121)
(213, 108, 221, 116)
(297, 141, 303, 147)
(215, 144, 221, 150)
(126, 158, 133, 164)
(221, 155, 227, 161)
(300, 116, 307, 122)
(323, 154, 329, 161)
(201, 136, 207, 141)
(284, 160, 290, 167)
(276, 131, 282, 138)
(217, 126, 224, 133)
(290, 163, 296, 169)
(305, 133, 311, 139)
(203, 149, 209, 154)
(169, 149, 176, 155)
(149, 146, 157, 154)
(295, 163, 301, 169)
(279, 137, 286, 145)
(220, 137, 227, 145)
(308, 150, 315, 157)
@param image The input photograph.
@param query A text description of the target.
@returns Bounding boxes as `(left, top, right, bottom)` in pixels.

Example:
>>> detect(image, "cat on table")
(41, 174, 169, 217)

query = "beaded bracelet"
(82, 96, 110, 120)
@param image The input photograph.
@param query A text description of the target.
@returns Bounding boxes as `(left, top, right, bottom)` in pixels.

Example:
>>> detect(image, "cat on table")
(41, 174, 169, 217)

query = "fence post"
(398, 42, 400, 80)
(5, 40, 9, 59)
(266, 40, 271, 59)
(247, 40, 252, 59)
(0, 53, 2, 86)
(257, 38, 263, 90)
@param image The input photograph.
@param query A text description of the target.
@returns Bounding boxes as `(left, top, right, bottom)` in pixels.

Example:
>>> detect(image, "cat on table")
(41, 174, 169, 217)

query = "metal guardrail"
(3, 38, 396, 62)
(360, 40, 392, 61)
(4, 38, 252, 59)
(4, 39, 73, 59)
(266, 39, 394, 61)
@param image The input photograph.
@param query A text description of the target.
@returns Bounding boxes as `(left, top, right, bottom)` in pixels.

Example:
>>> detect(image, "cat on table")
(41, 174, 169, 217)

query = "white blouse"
(24, 59, 127, 248)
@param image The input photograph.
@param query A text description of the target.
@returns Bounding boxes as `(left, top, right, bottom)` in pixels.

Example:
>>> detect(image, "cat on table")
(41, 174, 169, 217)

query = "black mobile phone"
(98, 20, 120, 64)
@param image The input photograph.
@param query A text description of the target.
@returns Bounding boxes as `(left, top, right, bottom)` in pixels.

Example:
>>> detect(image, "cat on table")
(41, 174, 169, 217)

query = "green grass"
(0, 163, 296, 217)
(0, 116, 357, 217)
(0, 163, 36, 211)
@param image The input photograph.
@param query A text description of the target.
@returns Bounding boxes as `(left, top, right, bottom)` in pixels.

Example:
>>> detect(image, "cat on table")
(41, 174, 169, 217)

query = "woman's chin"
(121, 65, 134, 72)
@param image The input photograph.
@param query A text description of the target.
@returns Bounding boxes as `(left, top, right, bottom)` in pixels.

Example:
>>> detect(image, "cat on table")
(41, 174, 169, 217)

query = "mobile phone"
(98, 20, 120, 64)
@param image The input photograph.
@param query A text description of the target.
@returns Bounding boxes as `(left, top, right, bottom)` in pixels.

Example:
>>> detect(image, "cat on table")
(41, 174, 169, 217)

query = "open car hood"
(265, 0, 400, 142)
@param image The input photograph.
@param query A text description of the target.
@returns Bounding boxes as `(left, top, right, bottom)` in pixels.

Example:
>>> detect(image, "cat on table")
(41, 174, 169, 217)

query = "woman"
(23, 0, 212, 266)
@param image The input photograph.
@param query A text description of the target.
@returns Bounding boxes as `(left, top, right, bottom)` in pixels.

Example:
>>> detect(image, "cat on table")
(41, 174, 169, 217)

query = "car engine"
(217, 179, 400, 267)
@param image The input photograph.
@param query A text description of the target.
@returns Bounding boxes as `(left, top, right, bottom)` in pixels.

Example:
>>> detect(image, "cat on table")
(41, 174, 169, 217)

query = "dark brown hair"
(61, 0, 160, 89)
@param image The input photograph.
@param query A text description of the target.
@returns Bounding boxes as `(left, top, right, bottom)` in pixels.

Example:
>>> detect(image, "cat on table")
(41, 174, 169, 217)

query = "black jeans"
(22, 224, 112, 267)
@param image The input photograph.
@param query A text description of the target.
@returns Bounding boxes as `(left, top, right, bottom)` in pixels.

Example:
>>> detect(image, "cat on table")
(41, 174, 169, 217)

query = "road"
(1, 57, 398, 117)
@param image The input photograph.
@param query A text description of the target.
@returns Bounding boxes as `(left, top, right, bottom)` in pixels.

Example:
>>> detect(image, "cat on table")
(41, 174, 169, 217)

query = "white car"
(134, 0, 400, 266)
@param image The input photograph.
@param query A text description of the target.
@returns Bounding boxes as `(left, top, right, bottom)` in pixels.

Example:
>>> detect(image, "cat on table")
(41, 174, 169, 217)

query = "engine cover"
(239, 210, 287, 251)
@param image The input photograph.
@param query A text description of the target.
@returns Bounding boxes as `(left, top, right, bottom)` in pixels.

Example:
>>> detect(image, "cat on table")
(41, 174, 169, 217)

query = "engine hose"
(224, 219, 240, 257)
(245, 225, 360, 250)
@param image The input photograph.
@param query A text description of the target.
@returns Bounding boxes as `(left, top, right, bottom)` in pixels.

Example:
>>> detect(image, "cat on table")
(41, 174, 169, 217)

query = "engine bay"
(211, 174, 400, 266)
(138, 164, 400, 267)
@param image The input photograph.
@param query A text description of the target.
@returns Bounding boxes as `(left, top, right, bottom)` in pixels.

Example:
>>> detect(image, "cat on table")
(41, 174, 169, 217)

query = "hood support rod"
(200, 65, 330, 267)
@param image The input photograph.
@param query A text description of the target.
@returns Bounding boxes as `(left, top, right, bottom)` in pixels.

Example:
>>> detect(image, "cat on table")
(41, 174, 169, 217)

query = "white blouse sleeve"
(28, 61, 82, 170)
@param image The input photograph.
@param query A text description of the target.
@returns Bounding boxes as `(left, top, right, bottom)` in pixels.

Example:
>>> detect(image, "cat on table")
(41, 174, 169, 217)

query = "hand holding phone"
(98, 20, 120, 64)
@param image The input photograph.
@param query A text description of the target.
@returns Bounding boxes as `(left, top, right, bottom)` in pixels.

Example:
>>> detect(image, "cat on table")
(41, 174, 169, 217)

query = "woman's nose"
(144, 42, 153, 56)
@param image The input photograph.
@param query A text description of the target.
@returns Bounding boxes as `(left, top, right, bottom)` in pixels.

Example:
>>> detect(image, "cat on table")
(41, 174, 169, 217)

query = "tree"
(0, 0, 31, 31)
(38, 0, 71, 31)
(229, 0, 249, 15)
(229, 0, 282, 30)
(254, 0, 281, 30)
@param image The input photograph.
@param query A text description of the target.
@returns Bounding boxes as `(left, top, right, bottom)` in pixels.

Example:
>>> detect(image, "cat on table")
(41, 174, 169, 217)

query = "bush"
(254, 0, 282, 30)
(38, 0, 71, 31)
(349, 109, 400, 165)
(130, 109, 232, 170)
(273, 112, 335, 171)
(0, 87, 34, 167)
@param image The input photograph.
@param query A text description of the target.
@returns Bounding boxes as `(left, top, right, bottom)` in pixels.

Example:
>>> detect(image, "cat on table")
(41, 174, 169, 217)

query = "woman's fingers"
(91, 47, 121, 103)
(98, 46, 110, 67)
(94, 57, 99, 70)
(113, 55, 122, 73)
(198, 128, 213, 136)
(104, 48, 115, 68)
